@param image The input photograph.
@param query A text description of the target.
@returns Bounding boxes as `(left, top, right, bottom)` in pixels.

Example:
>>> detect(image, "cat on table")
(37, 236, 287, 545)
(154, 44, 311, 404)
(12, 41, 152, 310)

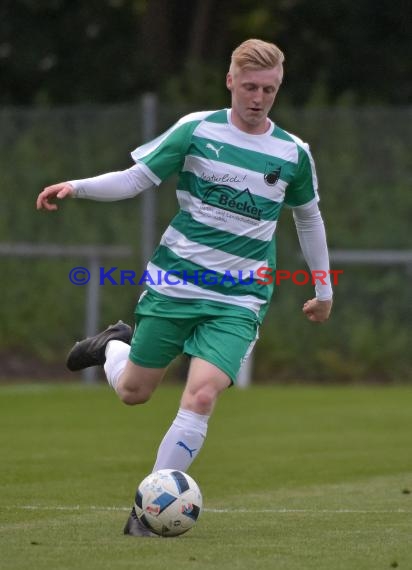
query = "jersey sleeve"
(284, 143, 319, 207)
(131, 114, 200, 186)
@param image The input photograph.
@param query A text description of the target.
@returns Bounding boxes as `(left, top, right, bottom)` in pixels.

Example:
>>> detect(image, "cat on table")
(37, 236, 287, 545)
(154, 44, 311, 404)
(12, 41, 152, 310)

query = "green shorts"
(129, 291, 259, 382)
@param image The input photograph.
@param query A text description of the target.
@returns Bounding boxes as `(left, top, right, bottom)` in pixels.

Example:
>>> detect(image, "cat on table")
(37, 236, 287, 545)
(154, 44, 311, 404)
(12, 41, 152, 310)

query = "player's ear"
(226, 72, 233, 92)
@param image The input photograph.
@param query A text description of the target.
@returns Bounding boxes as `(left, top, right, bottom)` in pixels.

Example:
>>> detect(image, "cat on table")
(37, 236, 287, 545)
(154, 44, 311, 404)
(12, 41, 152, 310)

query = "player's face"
(226, 65, 283, 134)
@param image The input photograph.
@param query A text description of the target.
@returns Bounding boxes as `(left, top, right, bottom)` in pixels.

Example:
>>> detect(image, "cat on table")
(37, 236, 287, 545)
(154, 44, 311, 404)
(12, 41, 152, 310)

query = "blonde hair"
(229, 39, 285, 75)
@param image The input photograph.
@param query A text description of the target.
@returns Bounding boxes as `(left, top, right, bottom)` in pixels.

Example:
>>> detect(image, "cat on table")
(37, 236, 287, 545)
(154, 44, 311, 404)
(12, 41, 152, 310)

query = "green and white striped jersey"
(131, 108, 318, 323)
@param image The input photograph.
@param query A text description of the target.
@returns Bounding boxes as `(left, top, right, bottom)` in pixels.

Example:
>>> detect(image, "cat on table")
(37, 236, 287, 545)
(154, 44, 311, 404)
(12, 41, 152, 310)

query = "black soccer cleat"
(66, 320, 132, 371)
(123, 507, 159, 538)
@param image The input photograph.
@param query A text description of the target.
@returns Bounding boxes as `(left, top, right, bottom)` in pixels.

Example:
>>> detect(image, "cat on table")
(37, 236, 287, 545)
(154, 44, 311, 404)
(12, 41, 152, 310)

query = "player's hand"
(302, 297, 332, 323)
(36, 182, 74, 211)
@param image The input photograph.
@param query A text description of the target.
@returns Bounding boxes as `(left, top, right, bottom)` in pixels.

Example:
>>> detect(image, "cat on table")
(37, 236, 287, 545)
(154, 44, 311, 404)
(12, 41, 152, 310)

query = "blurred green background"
(0, 0, 411, 382)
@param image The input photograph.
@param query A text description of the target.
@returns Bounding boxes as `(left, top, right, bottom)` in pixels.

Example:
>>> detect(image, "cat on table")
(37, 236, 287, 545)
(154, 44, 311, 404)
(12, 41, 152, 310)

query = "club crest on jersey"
(264, 163, 281, 186)
(202, 185, 262, 221)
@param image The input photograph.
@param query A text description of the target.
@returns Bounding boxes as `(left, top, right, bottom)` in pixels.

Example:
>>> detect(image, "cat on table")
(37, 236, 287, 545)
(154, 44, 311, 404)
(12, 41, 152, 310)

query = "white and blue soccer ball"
(134, 469, 203, 536)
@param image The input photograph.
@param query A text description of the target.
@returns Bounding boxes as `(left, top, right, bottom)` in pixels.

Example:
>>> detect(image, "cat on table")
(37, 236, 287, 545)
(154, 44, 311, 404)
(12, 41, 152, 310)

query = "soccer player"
(36, 39, 333, 536)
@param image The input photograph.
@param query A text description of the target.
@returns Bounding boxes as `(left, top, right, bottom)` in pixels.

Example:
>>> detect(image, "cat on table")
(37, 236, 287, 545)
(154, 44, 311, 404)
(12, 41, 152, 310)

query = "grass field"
(1, 383, 411, 570)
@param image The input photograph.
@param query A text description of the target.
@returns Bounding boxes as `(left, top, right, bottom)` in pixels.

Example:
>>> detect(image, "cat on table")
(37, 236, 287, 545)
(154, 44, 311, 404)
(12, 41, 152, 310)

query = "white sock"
(152, 408, 209, 472)
(104, 340, 130, 391)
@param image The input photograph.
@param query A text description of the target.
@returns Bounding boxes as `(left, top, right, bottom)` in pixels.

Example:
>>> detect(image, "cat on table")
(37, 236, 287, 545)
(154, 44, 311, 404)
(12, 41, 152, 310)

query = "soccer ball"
(134, 469, 202, 537)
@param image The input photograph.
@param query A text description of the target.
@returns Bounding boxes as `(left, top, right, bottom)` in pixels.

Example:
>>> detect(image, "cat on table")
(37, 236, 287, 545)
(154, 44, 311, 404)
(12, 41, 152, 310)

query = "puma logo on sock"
(176, 440, 197, 457)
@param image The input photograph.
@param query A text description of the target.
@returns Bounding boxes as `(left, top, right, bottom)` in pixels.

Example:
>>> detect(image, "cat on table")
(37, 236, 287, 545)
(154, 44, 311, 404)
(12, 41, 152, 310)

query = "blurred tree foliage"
(1, 0, 411, 107)
(0, 1, 411, 381)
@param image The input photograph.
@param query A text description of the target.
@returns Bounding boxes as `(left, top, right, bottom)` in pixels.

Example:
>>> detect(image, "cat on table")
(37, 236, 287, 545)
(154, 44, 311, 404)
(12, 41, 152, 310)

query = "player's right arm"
(37, 111, 204, 212)
(36, 165, 154, 211)
(36, 182, 74, 211)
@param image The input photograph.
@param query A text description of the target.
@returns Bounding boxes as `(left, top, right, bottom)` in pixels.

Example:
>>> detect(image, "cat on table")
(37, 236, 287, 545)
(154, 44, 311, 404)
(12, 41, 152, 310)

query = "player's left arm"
(285, 140, 332, 323)
(292, 199, 333, 323)
(302, 297, 332, 323)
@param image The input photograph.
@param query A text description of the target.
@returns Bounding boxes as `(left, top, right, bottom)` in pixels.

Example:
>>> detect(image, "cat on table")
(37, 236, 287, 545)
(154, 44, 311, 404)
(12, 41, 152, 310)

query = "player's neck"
(229, 109, 270, 135)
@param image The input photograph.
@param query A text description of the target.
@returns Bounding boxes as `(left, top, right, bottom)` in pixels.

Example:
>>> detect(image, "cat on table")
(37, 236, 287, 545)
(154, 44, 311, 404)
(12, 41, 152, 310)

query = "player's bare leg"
(124, 358, 231, 537)
(180, 356, 231, 415)
(66, 324, 231, 536)
(112, 359, 166, 404)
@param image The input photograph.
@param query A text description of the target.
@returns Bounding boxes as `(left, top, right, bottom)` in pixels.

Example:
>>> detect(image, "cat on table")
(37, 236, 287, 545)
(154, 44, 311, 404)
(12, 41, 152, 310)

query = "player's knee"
(185, 385, 217, 414)
(117, 385, 152, 406)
